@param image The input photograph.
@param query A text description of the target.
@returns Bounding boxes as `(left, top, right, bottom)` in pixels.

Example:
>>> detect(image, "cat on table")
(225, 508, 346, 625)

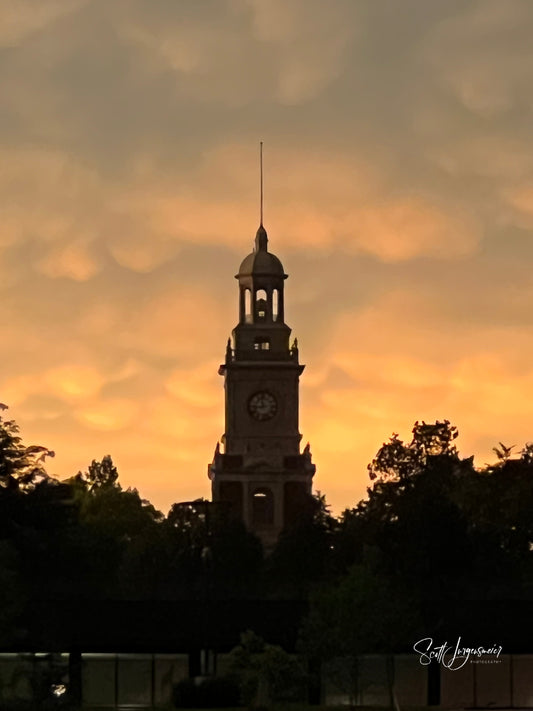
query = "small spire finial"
(260, 141, 263, 226)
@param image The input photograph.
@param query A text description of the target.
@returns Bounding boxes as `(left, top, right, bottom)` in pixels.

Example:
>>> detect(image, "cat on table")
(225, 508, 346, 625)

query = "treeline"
(2, 412, 533, 659)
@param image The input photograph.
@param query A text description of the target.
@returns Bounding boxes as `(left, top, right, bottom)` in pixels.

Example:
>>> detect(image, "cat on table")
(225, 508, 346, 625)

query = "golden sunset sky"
(2, 0, 533, 515)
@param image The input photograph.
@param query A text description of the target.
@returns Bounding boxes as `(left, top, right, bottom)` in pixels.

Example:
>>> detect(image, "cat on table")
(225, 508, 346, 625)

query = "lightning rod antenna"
(260, 141, 263, 226)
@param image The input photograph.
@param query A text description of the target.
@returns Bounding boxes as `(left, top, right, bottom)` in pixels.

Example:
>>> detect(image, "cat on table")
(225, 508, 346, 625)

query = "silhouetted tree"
(70, 458, 163, 599)
(300, 561, 422, 708)
(0, 407, 54, 491)
(368, 419, 459, 482)
(229, 630, 305, 707)
(160, 500, 263, 600)
(74, 454, 119, 493)
(266, 493, 336, 598)
(0, 540, 24, 646)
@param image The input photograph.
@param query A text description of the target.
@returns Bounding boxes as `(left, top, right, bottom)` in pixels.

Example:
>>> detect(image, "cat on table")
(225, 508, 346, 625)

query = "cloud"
(76, 398, 140, 431)
(0, 147, 105, 281)
(344, 195, 479, 262)
(117, 0, 356, 106)
(297, 280, 533, 507)
(109, 144, 481, 263)
(120, 285, 233, 362)
(2, 0, 533, 516)
(422, 0, 533, 116)
(166, 361, 221, 409)
(37, 241, 100, 281)
(502, 184, 533, 229)
(44, 365, 104, 400)
(0, 0, 86, 47)
(244, 0, 355, 103)
(428, 135, 533, 182)
(107, 236, 181, 273)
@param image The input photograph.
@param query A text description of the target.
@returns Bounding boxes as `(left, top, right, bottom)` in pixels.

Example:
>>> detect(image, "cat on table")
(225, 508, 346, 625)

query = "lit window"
(255, 290, 268, 320)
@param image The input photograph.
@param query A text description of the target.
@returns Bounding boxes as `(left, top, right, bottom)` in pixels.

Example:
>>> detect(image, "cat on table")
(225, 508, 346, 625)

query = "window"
(255, 289, 267, 320)
(244, 289, 252, 323)
(254, 337, 270, 351)
(219, 481, 243, 518)
(272, 289, 279, 321)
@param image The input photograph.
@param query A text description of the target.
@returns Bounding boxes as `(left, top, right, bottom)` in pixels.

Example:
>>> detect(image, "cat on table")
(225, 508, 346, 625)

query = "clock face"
(248, 391, 277, 421)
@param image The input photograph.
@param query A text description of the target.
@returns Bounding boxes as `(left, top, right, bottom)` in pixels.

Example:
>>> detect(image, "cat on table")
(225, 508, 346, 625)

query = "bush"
(172, 676, 241, 708)
(228, 631, 307, 707)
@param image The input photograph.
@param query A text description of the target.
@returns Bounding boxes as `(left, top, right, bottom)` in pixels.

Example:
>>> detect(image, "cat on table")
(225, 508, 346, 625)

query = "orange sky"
(2, 0, 533, 515)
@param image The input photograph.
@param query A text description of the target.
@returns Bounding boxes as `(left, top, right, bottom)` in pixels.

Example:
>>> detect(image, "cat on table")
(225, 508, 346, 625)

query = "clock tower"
(208, 223, 315, 549)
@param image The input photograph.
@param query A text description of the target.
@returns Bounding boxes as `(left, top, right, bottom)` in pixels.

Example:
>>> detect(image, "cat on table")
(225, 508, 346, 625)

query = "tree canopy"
(2, 409, 533, 668)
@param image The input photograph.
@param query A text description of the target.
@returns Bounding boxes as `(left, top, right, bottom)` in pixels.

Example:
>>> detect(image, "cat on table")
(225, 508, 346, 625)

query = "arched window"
(219, 481, 243, 519)
(252, 488, 274, 526)
(255, 289, 267, 321)
(244, 289, 252, 323)
(272, 289, 279, 322)
(283, 481, 309, 527)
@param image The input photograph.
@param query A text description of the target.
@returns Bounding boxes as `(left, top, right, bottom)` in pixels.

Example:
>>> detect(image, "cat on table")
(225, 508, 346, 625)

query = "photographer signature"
(413, 637, 502, 670)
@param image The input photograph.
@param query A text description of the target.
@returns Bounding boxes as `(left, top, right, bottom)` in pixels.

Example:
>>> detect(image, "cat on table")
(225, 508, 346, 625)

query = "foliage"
(266, 492, 337, 598)
(0, 541, 24, 645)
(4, 408, 533, 701)
(160, 500, 264, 599)
(300, 559, 421, 707)
(74, 454, 119, 493)
(300, 561, 422, 659)
(0, 409, 54, 491)
(492, 441, 515, 464)
(319, 418, 533, 682)
(228, 631, 306, 707)
(368, 419, 459, 481)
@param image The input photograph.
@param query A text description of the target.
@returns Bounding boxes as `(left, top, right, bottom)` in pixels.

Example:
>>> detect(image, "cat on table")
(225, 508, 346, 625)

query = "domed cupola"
(237, 225, 287, 279)
(233, 223, 289, 336)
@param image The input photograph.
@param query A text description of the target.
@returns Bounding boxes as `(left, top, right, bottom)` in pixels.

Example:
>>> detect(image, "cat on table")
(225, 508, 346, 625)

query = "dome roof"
(238, 250, 285, 277)
(237, 225, 286, 278)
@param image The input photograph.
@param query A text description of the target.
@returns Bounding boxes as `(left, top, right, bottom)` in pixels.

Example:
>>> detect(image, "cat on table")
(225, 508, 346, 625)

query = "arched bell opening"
(272, 289, 279, 322)
(254, 289, 268, 321)
(244, 288, 252, 323)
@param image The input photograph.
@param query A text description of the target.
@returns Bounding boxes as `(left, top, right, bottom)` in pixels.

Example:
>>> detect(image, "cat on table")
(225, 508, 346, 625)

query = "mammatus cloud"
(503, 184, 533, 229)
(112, 144, 484, 263)
(428, 136, 533, 182)
(0, 0, 86, 47)
(244, 0, 355, 104)
(0, 141, 482, 296)
(299, 284, 533, 507)
(2, 0, 533, 513)
(37, 242, 100, 282)
(117, 0, 355, 106)
(422, 0, 533, 117)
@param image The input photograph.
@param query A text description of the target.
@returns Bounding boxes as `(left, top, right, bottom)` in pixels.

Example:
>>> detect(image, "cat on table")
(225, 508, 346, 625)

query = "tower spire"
(255, 141, 268, 252)
(260, 140, 264, 227)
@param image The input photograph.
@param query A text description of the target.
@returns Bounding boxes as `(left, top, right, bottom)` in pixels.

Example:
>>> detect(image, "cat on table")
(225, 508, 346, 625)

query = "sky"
(2, 0, 533, 515)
